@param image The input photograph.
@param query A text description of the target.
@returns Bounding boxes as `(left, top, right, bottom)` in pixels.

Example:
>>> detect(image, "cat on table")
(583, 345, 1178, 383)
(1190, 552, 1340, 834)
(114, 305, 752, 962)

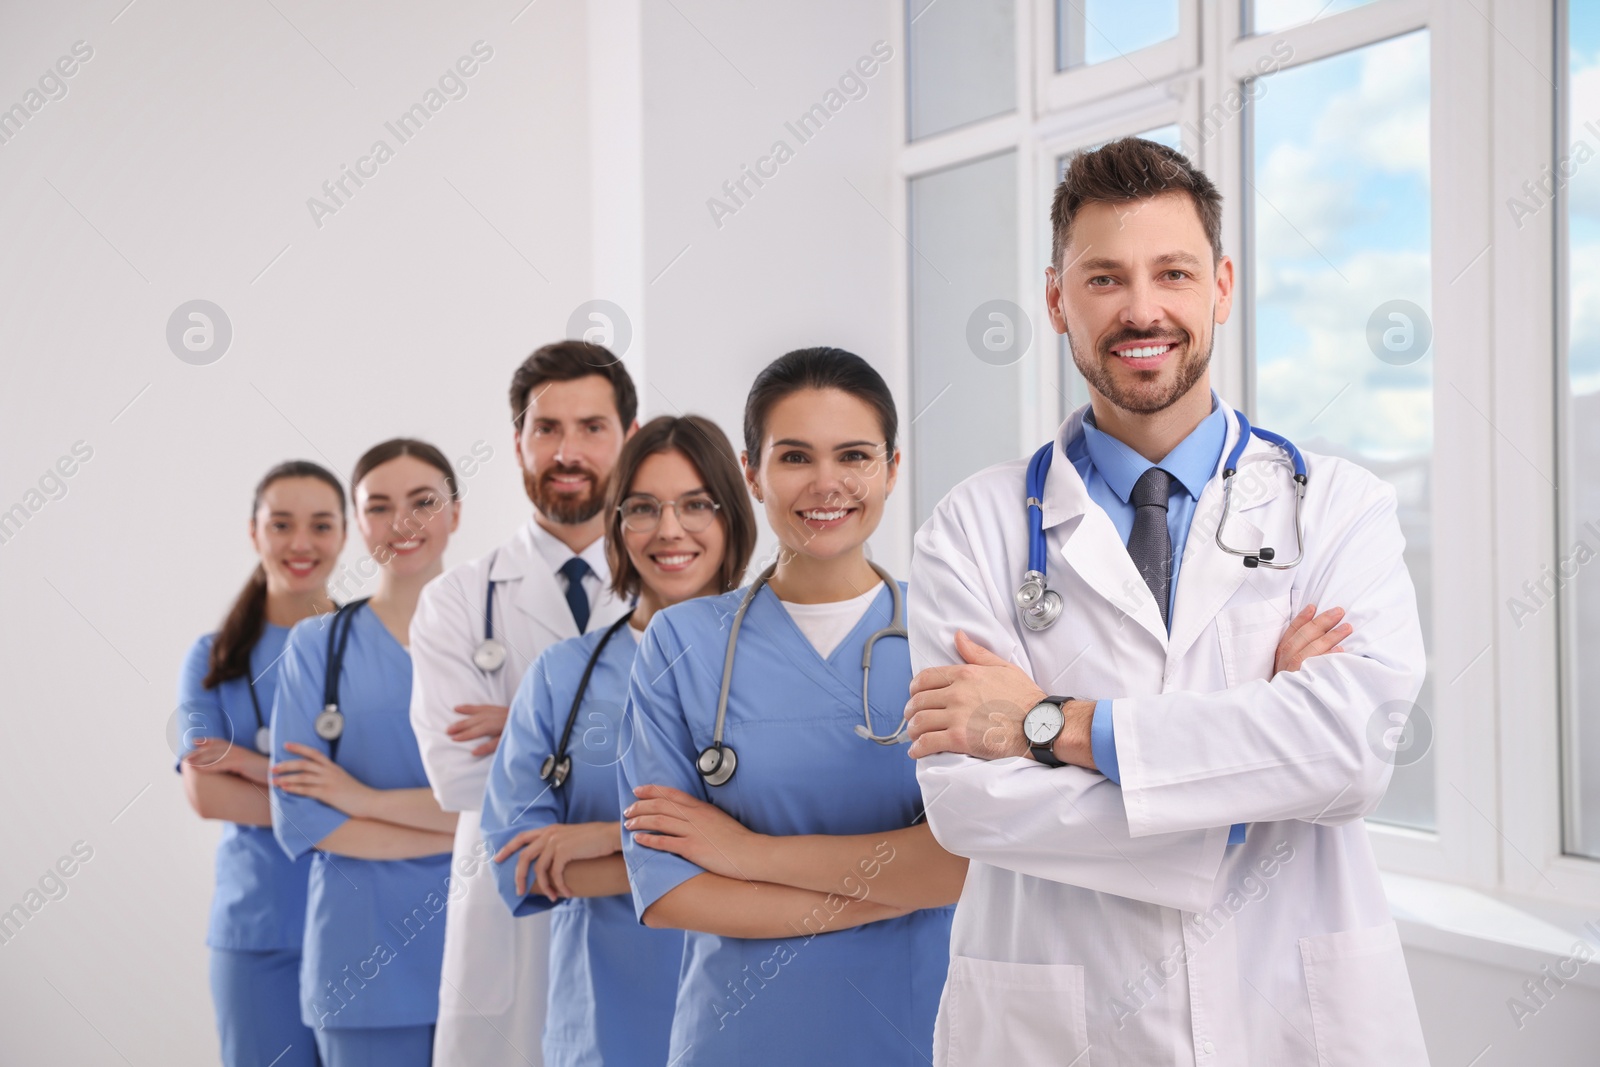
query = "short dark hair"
(1050, 137, 1223, 268)
(604, 415, 757, 601)
(508, 341, 638, 432)
(743, 347, 898, 462)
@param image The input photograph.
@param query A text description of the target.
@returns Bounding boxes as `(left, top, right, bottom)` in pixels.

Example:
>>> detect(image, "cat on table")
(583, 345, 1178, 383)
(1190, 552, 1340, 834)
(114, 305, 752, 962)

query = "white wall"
(0, 1, 595, 1061)
(0, 0, 900, 1061)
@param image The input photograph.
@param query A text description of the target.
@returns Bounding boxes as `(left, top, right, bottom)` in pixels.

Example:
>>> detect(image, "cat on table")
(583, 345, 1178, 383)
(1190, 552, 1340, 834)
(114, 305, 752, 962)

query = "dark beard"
(1069, 326, 1212, 415)
(522, 464, 609, 525)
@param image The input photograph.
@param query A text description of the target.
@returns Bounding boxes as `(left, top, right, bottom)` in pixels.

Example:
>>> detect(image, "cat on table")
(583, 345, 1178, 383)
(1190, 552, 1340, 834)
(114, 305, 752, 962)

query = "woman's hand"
(183, 738, 271, 785)
(493, 822, 622, 900)
(271, 742, 377, 817)
(624, 784, 764, 882)
(1274, 604, 1351, 675)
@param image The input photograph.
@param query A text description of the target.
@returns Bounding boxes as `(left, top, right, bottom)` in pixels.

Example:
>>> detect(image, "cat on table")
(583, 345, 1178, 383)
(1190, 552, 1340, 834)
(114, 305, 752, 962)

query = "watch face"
(1023, 703, 1064, 744)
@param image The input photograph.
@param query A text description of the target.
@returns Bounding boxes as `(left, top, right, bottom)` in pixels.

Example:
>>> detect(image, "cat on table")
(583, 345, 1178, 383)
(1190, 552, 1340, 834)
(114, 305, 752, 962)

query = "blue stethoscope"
(473, 552, 508, 672)
(1016, 410, 1308, 631)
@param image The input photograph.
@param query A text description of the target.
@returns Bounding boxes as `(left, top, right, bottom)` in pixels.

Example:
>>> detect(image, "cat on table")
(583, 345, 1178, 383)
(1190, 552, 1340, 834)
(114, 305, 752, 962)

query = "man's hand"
(446, 704, 509, 756)
(1274, 604, 1350, 674)
(903, 631, 1049, 761)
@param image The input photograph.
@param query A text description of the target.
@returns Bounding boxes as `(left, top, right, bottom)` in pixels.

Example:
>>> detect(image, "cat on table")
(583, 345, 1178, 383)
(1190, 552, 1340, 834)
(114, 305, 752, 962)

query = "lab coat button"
(1202, 1039, 1215, 1055)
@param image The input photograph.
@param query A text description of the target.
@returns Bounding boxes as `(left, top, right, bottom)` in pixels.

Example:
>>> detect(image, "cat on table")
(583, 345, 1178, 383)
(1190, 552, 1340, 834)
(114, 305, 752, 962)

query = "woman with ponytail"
(176, 460, 347, 1067)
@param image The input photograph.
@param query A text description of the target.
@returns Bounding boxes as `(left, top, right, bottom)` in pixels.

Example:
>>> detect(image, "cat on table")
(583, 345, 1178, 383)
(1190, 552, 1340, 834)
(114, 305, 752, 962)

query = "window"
(1247, 30, 1435, 828)
(907, 151, 1022, 527)
(1057, 0, 1179, 70)
(1244, 0, 1378, 35)
(899, 0, 1600, 911)
(907, 0, 1017, 140)
(1561, 0, 1600, 859)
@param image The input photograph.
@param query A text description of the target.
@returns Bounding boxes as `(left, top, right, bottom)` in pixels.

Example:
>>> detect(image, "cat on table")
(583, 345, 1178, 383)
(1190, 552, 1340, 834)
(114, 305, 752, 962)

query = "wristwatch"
(1022, 696, 1074, 767)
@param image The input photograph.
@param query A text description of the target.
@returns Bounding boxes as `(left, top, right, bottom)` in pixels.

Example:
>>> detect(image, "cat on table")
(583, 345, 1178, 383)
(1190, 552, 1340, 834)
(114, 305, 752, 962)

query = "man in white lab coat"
(410, 341, 635, 1065)
(903, 138, 1432, 1065)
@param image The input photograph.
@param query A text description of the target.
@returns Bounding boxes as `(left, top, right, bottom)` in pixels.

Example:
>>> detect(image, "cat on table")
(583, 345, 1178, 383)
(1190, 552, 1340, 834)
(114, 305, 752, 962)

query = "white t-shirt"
(778, 584, 882, 659)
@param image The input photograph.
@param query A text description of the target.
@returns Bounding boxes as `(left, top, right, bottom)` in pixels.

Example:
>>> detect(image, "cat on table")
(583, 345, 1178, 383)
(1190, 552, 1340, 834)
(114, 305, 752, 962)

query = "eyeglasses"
(617, 493, 721, 533)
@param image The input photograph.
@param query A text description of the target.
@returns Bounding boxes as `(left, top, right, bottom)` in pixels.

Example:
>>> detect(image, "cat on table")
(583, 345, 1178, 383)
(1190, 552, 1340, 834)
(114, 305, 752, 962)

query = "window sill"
(1383, 871, 1600, 989)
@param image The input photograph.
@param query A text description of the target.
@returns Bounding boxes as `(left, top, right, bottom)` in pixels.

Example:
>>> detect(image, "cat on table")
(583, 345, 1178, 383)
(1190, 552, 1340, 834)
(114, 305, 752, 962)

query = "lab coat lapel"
(1046, 408, 1170, 649)
(1167, 407, 1283, 663)
(495, 518, 579, 644)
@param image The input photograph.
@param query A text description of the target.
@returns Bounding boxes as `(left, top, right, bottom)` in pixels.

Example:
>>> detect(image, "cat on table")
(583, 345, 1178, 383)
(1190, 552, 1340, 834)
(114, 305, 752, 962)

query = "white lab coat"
(909, 403, 1431, 1067)
(410, 516, 628, 1066)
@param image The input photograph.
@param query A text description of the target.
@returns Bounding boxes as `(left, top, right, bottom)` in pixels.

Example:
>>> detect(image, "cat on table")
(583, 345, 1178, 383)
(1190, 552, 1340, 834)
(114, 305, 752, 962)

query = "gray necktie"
(1128, 467, 1174, 629)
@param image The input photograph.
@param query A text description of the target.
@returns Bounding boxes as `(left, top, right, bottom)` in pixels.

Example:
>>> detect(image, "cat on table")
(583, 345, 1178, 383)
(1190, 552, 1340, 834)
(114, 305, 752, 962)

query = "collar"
(1042, 397, 1279, 529)
(1080, 393, 1226, 504)
(529, 515, 611, 583)
(488, 515, 612, 583)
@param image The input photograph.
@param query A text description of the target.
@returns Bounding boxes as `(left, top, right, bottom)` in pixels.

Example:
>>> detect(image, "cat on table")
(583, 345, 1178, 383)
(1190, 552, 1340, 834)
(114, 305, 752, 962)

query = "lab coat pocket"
(936, 955, 1090, 1066)
(1299, 922, 1430, 1067)
(1216, 595, 1293, 687)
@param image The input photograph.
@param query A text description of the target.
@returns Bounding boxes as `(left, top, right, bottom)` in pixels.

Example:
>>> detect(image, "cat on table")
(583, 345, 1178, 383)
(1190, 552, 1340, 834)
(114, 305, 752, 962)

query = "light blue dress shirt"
(1069, 396, 1247, 845)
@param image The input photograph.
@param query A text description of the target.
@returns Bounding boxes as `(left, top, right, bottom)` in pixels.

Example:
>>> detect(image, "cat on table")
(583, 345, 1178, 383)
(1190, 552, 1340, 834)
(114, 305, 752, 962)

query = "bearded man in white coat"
(410, 341, 635, 1065)
(903, 137, 1431, 1066)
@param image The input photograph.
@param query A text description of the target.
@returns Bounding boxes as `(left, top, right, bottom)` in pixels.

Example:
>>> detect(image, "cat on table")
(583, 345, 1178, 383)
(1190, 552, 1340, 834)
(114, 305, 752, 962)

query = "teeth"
(392, 540, 420, 550)
(803, 509, 849, 521)
(1120, 344, 1172, 359)
(285, 561, 315, 571)
(654, 554, 695, 566)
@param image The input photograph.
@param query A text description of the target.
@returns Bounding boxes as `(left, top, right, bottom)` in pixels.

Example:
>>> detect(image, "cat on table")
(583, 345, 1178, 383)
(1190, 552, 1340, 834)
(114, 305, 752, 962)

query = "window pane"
(909, 151, 1021, 527)
(1055, 125, 1184, 419)
(1562, 1, 1600, 858)
(907, 0, 1016, 140)
(1245, 0, 1376, 35)
(1058, 0, 1178, 71)
(1249, 32, 1435, 828)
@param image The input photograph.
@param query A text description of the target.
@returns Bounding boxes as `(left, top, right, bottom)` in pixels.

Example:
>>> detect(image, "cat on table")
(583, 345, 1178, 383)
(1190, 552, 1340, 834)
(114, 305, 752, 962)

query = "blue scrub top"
(176, 625, 312, 951)
(270, 604, 451, 1032)
(481, 623, 683, 1067)
(620, 583, 953, 1067)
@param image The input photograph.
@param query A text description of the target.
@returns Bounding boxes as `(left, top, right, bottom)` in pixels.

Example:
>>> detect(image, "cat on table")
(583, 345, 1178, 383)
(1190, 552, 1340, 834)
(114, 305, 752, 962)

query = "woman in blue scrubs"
(481, 414, 758, 1066)
(617, 348, 968, 1066)
(178, 460, 345, 1067)
(271, 439, 463, 1067)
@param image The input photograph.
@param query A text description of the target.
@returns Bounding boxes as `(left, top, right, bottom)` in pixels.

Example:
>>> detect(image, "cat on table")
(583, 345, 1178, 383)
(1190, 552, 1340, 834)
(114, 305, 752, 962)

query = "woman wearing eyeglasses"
(480, 414, 758, 1067)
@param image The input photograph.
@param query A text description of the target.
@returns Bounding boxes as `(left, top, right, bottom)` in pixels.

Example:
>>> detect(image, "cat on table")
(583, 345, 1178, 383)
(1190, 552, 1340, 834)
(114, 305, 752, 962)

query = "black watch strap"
(1028, 696, 1073, 768)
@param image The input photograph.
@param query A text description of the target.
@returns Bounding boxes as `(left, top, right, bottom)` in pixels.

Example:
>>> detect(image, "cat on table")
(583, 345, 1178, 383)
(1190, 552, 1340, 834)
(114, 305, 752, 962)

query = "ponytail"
(205, 564, 269, 688)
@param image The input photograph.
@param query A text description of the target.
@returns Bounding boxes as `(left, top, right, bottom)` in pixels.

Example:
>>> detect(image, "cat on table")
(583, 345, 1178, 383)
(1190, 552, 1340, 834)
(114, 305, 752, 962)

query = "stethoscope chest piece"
(697, 743, 737, 787)
(539, 753, 572, 789)
(254, 726, 271, 754)
(473, 638, 507, 673)
(314, 705, 345, 741)
(1015, 569, 1062, 631)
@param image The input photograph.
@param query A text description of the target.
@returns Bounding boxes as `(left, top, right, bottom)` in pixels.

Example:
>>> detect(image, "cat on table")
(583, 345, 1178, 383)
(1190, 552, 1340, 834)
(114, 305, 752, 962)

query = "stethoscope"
(312, 597, 372, 760)
(1015, 410, 1308, 632)
(697, 560, 908, 788)
(244, 672, 270, 755)
(473, 552, 507, 672)
(539, 612, 635, 790)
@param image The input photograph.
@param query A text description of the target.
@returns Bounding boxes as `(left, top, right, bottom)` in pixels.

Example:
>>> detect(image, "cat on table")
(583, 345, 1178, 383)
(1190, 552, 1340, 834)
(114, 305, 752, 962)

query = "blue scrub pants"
(314, 1024, 435, 1066)
(210, 948, 320, 1067)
